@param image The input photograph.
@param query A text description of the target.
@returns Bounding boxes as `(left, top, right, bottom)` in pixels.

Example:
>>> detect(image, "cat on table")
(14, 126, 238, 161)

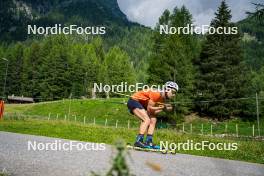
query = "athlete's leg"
(147, 108, 162, 135)
(132, 108, 151, 148)
(145, 115, 160, 149)
(132, 108, 150, 134)
(147, 116, 157, 135)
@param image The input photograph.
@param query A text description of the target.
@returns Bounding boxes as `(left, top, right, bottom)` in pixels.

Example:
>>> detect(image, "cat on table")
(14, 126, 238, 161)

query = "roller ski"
(126, 142, 176, 154)
(126, 134, 176, 154)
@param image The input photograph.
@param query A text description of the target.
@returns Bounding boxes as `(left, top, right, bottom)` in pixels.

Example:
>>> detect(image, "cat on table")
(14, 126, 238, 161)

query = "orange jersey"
(131, 90, 163, 108)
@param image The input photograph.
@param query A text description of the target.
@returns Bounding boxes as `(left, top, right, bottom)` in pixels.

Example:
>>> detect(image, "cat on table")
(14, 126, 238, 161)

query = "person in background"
(0, 100, 4, 119)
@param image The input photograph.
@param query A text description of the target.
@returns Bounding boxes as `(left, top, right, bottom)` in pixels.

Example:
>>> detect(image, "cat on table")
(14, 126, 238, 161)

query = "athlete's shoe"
(134, 141, 151, 149)
(145, 142, 160, 150)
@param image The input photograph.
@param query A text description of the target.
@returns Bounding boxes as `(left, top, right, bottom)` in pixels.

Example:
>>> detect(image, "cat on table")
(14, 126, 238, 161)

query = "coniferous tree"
(5, 43, 25, 96)
(195, 1, 251, 119)
(103, 46, 135, 87)
(82, 43, 101, 97)
(0, 45, 6, 97)
(21, 42, 43, 98)
(69, 44, 86, 98)
(39, 35, 72, 100)
(148, 6, 200, 118)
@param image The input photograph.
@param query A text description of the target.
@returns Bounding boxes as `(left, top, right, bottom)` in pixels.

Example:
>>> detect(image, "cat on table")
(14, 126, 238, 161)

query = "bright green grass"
(0, 119, 263, 164)
(180, 121, 264, 136)
(4, 99, 264, 135)
(182, 118, 264, 136)
(4, 98, 139, 126)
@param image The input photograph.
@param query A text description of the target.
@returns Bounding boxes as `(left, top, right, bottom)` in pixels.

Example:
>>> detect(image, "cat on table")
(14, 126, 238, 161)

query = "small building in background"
(8, 95, 34, 104)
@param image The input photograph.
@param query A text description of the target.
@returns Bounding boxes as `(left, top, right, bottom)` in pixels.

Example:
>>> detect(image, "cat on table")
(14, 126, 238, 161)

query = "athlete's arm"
(148, 100, 164, 111)
(147, 100, 164, 113)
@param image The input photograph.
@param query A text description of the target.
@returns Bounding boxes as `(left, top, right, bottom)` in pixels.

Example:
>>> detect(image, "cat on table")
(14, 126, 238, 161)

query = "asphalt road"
(0, 131, 263, 176)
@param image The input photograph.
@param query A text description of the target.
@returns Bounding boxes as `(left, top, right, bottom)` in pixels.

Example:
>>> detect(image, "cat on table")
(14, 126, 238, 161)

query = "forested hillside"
(0, 0, 153, 99)
(0, 0, 132, 41)
(238, 14, 264, 95)
(0, 0, 263, 121)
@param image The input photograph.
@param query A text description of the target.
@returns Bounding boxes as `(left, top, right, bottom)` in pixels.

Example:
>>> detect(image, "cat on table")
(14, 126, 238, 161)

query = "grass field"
(4, 98, 137, 125)
(4, 98, 264, 136)
(0, 118, 264, 164)
(1, 99, 264, 164)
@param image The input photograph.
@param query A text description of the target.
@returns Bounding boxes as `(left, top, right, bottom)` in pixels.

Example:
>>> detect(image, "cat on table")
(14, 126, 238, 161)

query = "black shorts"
(127, 99, 146, 114)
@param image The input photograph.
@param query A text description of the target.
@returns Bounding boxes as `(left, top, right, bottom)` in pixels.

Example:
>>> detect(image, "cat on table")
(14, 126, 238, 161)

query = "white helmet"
(165, 81, 179, 91)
